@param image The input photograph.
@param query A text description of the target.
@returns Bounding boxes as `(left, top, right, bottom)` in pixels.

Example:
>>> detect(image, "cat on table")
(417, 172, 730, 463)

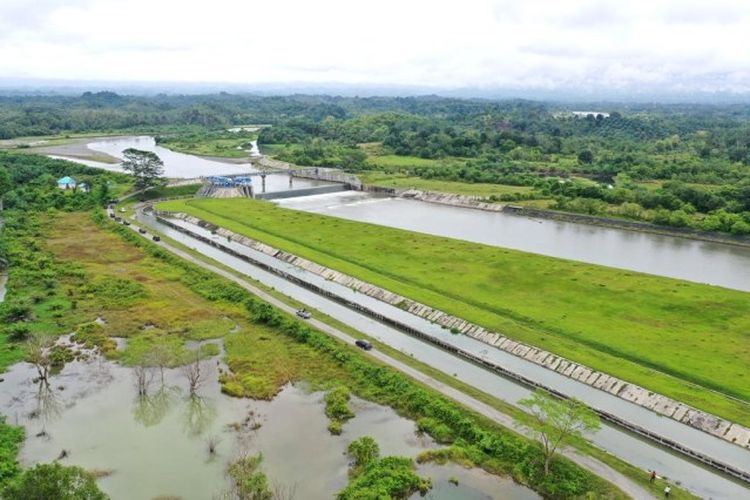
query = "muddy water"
(0, 344, 536, 500)
(277, 191, 750, 292)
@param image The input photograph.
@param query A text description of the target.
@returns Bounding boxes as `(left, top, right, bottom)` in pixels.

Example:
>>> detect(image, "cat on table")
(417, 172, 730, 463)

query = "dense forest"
(1, 92, 749, 234)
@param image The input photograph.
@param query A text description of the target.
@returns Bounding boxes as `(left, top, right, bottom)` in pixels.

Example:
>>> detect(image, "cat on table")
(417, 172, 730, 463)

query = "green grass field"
(157, 197, 750, 426)
(358, 172, 535, 198)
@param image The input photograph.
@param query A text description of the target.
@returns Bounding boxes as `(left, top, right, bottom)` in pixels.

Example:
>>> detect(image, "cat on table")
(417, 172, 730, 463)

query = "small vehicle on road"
(108, 213, 115, 218)
(138, 228, 147, 234)
(296, 309, 312, 320)
(114, 217, 122, 222)
(122, 220, 130, 226)
(152, 235, 161, 242)
(355, 339, 372, 351)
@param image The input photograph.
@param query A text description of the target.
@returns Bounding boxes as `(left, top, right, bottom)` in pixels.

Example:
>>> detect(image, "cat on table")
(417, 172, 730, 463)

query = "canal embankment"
(151, 209, 750, 484)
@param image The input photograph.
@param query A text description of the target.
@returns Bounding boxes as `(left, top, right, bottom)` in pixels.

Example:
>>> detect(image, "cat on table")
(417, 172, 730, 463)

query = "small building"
(78, 183, 89, 193)
(57, 176, 77, 190)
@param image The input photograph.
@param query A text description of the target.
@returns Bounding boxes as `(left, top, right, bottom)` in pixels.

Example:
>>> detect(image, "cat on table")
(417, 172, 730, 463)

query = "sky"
(0, 0, 748, 94)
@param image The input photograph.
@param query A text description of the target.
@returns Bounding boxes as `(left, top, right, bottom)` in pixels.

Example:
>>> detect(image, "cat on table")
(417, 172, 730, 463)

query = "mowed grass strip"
(157, 197, 750, 426)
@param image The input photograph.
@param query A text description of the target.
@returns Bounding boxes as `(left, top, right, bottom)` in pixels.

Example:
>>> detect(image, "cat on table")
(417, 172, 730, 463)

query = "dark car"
(355, 339, 372, 351)
(114, 217, 121, 222)
(108, 213, 115, 218)
(122, 220, 130, 226)
(138, 228, 147, 234)
(152, 235, 161, 242)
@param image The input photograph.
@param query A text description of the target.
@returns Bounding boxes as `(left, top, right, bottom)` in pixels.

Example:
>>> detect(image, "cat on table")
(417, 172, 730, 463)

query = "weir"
(255, 184, 348, 200)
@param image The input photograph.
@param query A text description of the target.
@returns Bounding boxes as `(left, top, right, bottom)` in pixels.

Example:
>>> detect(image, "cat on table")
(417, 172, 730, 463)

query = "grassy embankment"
(0, 209, 629, 498)
(157, 197, 750, 428)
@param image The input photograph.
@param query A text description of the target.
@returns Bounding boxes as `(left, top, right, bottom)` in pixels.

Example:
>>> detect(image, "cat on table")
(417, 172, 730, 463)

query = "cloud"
(0, 0, 748, 93)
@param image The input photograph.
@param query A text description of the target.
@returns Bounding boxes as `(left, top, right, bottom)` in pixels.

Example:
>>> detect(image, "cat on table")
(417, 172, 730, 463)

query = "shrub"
(2, 463, 108, 500)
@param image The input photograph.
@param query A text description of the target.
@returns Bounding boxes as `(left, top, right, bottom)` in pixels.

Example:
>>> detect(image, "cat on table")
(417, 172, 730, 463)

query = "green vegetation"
(156, 129, 257, 158)
(324, 386, 355, 435)
(121, 148, 165, 191)
(339, 437, 431, 499)
(2, 463, 108, 500)
(227, 454, 272, 500)
(157, 197, 750, 426)
(0, 418, 24, 487)
(346, 436, 380, 473)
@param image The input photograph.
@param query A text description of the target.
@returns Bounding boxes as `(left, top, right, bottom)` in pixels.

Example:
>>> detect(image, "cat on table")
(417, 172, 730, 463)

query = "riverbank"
(155, 198, 750, 431)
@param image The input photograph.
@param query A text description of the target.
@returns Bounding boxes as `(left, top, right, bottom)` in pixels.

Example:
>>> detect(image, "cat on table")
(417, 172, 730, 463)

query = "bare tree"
(27, 336, 54, 383)
(146, 344, 175, 385)
(133, 363, 152, 397)
(519, 389, 600, 476)
(182, 351, 205, 397)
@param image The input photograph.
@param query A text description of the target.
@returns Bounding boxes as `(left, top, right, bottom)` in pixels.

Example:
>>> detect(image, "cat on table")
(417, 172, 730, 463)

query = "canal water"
(137, 211, 750, 499)
(0, 343, 536, 500)
(277, 191, 750, 292)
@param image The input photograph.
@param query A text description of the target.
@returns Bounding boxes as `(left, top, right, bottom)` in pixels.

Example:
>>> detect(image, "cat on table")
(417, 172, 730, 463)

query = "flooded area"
(137, 211, 750, 499)
(0, 336, 536, 499)
(277, 191, 750, 291)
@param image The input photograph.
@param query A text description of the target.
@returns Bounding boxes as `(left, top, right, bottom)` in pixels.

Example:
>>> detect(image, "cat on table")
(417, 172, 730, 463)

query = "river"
(137, 211, 750, 500)
(50, 136, 332, 194)
(277, 191, 750, 292)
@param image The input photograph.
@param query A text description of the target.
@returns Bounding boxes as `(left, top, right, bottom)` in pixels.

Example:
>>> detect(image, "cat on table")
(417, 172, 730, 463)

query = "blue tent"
(57, 176, 77, 189)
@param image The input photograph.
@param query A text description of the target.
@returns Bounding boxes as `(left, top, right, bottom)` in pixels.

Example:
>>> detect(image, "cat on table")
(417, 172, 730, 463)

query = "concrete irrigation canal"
(133, 207, 750, 500)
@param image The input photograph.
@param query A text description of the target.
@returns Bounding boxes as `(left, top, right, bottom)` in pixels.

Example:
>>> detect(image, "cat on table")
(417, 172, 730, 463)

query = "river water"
(51, 136, 331, 193)
(136, 212, 750, 499)
(277, 191, 750, 292)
